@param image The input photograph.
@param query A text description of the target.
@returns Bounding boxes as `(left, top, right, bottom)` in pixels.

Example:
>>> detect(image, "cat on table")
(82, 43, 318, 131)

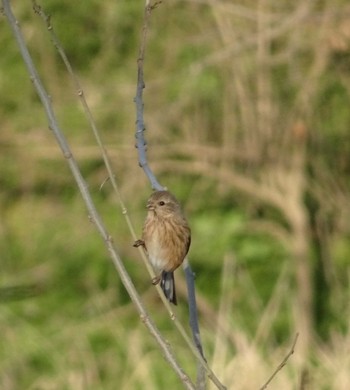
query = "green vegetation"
(1, 0, 350, 388)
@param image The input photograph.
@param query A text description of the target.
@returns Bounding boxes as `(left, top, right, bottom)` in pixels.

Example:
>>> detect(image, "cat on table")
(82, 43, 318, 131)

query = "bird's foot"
(133, 239, 145, 248)
(152, 275, 161, 285)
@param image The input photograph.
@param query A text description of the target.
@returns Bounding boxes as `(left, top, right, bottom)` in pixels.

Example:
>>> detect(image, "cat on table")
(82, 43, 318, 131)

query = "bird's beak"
(146, 202, 155, 211)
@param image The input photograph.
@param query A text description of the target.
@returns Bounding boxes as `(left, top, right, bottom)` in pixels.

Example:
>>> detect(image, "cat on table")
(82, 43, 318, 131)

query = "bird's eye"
(158, 201, 165, 206)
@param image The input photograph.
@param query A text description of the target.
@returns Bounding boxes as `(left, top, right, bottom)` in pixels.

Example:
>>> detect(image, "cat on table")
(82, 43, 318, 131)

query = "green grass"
(2, 0, 350, 388)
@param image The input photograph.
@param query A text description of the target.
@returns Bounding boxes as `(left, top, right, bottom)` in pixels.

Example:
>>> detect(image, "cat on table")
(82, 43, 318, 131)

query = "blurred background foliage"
(1, 0, 350, 388)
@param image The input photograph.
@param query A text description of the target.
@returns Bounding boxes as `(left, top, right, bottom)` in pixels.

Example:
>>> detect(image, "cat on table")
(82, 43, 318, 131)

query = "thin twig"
(259, 333, 299, 390)
(134, 2, 162, 190)
(2, 1, 196, 388)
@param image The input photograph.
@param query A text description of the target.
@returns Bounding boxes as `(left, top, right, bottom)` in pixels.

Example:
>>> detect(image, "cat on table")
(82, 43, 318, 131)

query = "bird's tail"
(160, 271, 177, 305)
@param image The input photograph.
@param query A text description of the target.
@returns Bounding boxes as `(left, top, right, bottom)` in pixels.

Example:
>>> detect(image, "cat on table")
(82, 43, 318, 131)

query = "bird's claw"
(133, 239, 145, 248)
(152, 275, 161, 285)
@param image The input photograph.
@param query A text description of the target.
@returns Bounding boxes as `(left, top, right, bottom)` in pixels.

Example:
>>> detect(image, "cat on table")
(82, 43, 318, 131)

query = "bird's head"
(146, 190, 181, 217)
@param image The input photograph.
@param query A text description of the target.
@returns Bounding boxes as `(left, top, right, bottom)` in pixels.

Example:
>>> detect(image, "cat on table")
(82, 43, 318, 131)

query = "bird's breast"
(142, 216, 189, 273)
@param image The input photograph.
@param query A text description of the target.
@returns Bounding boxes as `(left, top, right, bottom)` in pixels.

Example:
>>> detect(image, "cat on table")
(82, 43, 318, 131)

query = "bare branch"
(1, 1, 196, 388)
(133, 2, 228, 389)
(134, 2, 163, 191)
(259, 333, 299, 390)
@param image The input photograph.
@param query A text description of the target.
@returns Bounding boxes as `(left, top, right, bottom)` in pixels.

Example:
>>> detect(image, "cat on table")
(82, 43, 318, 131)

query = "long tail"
(160, 271, 177, 305)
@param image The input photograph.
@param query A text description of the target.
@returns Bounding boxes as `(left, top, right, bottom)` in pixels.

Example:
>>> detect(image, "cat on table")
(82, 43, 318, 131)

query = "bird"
(134, 190, 191, 304)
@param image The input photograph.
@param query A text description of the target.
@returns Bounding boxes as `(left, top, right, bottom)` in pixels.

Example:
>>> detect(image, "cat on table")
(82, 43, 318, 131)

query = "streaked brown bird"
(134, 190, 191, 304)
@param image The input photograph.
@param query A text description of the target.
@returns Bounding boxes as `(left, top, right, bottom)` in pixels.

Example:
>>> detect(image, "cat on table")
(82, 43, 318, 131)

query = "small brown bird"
(134, 191, 191, 304)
